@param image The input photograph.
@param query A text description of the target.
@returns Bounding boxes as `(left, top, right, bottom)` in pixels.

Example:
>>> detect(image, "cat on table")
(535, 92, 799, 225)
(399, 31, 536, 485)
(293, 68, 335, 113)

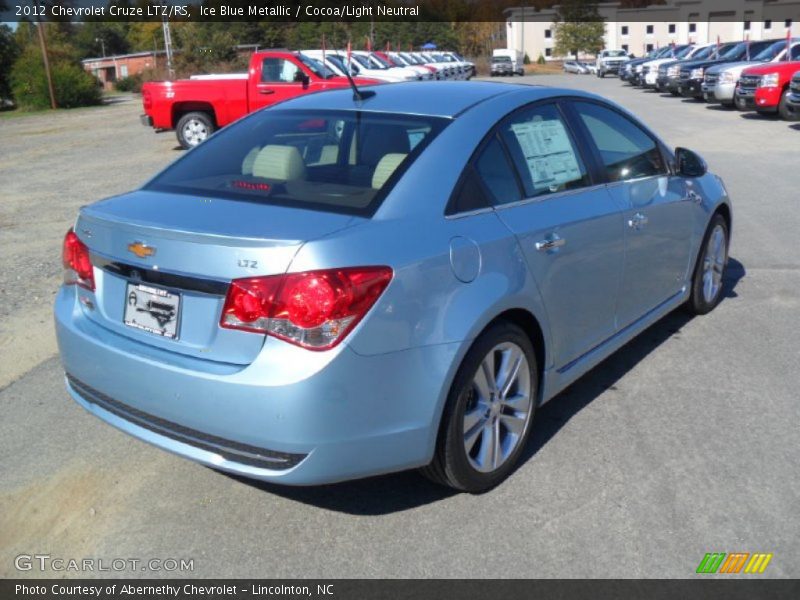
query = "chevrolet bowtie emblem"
(127, 242, 156, 259)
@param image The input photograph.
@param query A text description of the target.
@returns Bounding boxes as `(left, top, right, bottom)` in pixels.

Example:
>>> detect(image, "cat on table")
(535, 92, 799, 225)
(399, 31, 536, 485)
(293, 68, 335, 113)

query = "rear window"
(145, 110, 449, 216)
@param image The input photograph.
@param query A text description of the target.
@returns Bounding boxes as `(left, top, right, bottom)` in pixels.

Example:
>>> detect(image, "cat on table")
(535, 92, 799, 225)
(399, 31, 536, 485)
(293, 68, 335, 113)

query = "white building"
(505, 0, 800, 60)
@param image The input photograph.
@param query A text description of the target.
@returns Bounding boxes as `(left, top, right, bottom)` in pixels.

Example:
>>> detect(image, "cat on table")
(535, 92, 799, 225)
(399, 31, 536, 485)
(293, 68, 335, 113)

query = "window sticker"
(510, 119, 582, 191)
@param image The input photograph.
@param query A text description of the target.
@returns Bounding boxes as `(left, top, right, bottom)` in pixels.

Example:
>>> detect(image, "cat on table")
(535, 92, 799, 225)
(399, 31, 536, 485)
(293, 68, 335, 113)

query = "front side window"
(572, 101, 666, 182)
(146, 110, 449, 216)
(261, 58, 300, 83)
(497, 103, 590, 199)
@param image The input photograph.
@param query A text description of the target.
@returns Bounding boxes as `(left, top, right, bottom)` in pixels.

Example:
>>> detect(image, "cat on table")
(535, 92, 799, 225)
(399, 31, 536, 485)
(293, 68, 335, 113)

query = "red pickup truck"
(734, 59, 800, 120)
(141, 50, 381, 148)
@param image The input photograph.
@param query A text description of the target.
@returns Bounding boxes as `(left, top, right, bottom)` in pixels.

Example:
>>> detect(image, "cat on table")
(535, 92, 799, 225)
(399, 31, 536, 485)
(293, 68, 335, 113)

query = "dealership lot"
(1, 74, 798, 577)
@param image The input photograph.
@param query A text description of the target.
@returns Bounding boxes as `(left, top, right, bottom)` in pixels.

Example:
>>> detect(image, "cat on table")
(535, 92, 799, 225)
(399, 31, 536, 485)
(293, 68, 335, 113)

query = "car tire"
(685, 213, 729, 316)
(778, 89, 800, 121)
(421, 321, 538, 493)
(176, 111, 215, 150)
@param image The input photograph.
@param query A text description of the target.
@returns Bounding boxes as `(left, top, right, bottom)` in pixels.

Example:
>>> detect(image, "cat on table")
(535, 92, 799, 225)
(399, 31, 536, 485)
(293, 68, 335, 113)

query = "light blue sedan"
(56, 81, 731, 492)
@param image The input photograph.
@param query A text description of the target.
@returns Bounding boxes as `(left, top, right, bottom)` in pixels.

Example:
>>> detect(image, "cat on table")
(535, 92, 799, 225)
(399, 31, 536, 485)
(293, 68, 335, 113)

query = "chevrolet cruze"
(56, 82, 732, 492)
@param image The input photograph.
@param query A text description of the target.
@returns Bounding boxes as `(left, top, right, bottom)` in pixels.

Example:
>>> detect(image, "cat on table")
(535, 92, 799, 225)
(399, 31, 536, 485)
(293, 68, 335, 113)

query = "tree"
(553, 0, 605, 59)
(0, 24, 20, 101)
(10, 24, 100, 110)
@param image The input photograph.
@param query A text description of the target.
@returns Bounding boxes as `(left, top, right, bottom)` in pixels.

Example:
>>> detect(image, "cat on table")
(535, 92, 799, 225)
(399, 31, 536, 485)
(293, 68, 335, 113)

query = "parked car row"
(615, 39, 800, 121)
(142, 49, 475, 149)
(307, 49, 475, 82)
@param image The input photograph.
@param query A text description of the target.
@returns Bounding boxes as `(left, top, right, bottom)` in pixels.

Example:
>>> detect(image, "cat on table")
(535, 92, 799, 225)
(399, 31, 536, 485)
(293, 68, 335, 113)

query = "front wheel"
(421, 322, 537, 493)
(778, 89, 800, 121)
(176, 111, 215, 149)
(685, 214, 729, 315)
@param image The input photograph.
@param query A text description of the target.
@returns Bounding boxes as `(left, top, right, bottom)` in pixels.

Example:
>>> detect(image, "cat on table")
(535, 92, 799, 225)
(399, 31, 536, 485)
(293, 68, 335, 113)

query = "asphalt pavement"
(0, 75, 798, 578)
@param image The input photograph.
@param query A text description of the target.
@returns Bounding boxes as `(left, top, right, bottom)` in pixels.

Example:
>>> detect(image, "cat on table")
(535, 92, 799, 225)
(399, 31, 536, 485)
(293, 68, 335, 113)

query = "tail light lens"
(62, 229, 95, 290)
(142, 89, 152, 110)
(220, 267, 393, 351)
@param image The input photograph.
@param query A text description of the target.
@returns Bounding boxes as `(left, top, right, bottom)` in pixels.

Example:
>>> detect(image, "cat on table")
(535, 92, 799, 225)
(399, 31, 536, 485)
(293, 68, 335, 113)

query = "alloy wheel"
(182, 119, 209, 146)
(702, 224, 726, 304)
(463, 342, 533, 473)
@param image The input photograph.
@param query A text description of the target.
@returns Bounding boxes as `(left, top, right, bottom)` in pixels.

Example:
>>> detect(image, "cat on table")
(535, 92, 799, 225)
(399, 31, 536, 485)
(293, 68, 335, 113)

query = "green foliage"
(115, 74, 143, 93)
(0, 24, 20, 100)
(553, 0, 605, 58)
(523, 52, 531, 65)
(10, 36, 101, 110)
(71, 22, 131, 59)
(537, 53, 546, 65)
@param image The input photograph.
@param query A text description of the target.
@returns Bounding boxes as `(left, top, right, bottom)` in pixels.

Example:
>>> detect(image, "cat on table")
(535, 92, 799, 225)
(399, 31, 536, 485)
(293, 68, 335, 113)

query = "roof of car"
(271, 81, 556, 118)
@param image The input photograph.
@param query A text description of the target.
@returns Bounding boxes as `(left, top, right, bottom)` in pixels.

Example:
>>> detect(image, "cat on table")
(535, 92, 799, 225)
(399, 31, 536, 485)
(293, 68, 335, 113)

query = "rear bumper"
(139, 114, 153, 127)
(55, 286, 460, 485)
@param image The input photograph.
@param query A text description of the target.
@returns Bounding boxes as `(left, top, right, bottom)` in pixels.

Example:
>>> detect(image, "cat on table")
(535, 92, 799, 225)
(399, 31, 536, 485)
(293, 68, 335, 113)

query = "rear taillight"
(62, 229, 95, 290)
(142, 89, 152, 110)
(220, 267, 393, 351)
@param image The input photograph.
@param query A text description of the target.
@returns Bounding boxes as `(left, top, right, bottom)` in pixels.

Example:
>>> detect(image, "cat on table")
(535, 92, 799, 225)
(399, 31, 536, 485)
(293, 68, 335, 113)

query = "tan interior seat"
(372, 153, 407, 189)
(241, 146, 260, 175)
(251, 145, 306, 181)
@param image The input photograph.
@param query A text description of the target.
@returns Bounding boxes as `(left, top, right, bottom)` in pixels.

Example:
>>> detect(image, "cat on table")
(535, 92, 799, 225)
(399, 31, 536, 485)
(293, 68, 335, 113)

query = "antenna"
(342, 62, 376, 101)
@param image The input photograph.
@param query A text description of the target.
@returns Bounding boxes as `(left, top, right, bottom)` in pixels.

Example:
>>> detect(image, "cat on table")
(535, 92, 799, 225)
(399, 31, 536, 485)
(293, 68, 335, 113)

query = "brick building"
(82, 51, 166, 90)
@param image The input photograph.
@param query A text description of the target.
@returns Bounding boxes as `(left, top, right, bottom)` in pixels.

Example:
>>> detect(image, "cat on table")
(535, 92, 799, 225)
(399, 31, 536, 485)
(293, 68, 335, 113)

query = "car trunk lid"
(75, 190, 356, 365)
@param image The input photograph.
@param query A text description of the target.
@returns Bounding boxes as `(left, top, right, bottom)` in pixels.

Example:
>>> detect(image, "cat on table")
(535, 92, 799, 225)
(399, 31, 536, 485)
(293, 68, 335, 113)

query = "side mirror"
(675, 147, 707, 177)
(293, 71, 310, 88)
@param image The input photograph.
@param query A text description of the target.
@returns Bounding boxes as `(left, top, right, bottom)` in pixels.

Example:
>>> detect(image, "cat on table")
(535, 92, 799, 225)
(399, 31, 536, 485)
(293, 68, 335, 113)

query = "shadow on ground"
(226, 258, 746, 515)
(739, 112, 779, 120)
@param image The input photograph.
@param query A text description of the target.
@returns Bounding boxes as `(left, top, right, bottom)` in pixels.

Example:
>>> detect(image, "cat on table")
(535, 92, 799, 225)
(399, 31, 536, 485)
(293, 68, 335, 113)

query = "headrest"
(241, 146, 260, 174)
(251, 145, 306, 181)
(372, 153, 407, 189)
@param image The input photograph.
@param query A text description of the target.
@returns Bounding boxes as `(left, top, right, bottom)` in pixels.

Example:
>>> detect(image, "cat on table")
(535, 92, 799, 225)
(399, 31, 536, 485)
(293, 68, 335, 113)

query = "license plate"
(123, 283, 181, 339)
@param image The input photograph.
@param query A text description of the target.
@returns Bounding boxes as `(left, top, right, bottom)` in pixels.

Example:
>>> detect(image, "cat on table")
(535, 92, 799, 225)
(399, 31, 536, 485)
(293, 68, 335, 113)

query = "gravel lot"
(1, 76, 798, 579)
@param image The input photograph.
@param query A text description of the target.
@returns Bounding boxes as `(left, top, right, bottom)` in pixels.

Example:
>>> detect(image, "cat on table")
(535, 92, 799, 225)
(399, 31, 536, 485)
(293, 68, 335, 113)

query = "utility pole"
(162, 16, 174, 79)
(95, 37, 106, 58)
(34, 0, 57, 110)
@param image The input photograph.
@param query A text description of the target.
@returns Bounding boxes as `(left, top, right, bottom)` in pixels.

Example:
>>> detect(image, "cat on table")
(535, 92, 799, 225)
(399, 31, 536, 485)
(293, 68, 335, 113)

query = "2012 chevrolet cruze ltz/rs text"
(56, 81, 732, 492)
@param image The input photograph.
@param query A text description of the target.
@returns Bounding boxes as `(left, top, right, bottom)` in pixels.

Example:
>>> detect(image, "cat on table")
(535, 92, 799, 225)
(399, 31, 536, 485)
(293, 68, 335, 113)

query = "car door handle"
(535, 235, 566, 252)
(628, 213, 649, 230)
(259, 89, 275, 95)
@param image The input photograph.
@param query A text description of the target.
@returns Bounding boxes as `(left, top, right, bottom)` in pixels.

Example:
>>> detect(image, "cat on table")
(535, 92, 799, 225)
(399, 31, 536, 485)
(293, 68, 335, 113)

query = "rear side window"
(146, 110, 449, 216)
(572, 101, 666, 182)
(474, 137, 521, 206)
(497, 103, 590, 199)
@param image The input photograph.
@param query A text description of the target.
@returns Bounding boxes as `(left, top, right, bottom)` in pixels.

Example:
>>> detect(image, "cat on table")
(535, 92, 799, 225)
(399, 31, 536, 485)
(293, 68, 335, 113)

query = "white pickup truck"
(596, 49, 629, 78)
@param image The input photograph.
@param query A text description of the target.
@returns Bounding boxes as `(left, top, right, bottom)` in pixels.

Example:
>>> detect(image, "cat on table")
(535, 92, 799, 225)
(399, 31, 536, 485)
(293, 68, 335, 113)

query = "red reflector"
(220, 267, 393, 350)
(62, 229, 95, 290)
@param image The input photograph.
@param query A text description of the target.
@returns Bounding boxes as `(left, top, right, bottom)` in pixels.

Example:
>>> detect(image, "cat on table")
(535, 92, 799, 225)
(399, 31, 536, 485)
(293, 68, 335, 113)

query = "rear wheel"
(685, 214, 729, 315)
(176, 111, 214, 149)
(421, 322, 537, 493)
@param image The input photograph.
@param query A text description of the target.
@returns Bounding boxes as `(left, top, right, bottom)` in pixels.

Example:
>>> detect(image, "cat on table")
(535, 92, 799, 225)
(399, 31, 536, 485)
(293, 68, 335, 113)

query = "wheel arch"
(171, 102, 217, 129)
